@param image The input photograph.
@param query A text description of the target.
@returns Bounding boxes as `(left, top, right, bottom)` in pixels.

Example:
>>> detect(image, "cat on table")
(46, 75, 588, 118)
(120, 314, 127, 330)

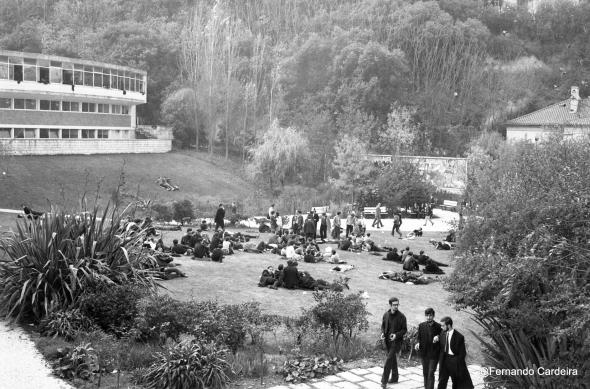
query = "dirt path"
(0, 321, 73, 389)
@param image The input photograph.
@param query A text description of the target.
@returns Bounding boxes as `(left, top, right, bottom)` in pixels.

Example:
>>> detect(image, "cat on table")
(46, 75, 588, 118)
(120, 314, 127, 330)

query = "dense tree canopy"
(2, 0, 590, 184)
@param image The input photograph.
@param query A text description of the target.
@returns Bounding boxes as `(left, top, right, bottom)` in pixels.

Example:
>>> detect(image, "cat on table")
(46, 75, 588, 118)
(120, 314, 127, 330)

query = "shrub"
(0, 204, 156, 321)
(53, 342, 99, 380)
(40, 308, 94, 340)
(132, 295, 197, 343)
(451, 137, 590, 384)
(78, 283, 147, 336)
(172, 199, 195, 221)
(141, 340, 232, 389)
(151, 203, 173, 221)
(303, 291, 370, 346)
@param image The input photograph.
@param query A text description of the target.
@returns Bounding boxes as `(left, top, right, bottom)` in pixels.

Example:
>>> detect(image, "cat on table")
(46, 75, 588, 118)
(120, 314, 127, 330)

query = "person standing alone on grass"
(415, 308, 442, 389)
(381, 297, 407, 388)
(215, 204, 225, 232)
(372, 202, 384, 228)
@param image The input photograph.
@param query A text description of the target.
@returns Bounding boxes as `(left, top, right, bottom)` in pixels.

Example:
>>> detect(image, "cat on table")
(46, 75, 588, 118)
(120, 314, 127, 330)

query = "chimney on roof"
(570, 86, 580, 113)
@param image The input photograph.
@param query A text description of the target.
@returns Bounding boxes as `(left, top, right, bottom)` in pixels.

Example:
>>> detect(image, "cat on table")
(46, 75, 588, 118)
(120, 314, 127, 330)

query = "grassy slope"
(0, 151, 256, 213)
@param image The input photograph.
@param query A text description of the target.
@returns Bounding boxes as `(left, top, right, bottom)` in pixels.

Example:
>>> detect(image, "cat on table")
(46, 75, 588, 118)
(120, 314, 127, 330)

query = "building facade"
(505, 87, 590, 142)
(0, 50, 171, 155)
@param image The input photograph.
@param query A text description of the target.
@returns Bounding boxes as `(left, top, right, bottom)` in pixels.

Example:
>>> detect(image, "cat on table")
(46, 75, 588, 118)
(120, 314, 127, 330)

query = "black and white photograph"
(0, 0, 587, 388)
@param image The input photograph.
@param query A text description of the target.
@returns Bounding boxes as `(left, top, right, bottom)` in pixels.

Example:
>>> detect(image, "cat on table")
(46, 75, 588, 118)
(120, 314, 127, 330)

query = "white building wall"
(505, 126, 551, 142)
(0, 139, 171, 155)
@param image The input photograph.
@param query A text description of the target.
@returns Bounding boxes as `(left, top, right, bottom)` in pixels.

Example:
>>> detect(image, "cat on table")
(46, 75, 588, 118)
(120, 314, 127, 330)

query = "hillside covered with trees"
(2, 0, 590, 189)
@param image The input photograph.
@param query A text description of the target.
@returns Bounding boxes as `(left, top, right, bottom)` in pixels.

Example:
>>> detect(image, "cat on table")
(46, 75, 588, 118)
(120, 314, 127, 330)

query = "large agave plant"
(0, 204, 156, 321)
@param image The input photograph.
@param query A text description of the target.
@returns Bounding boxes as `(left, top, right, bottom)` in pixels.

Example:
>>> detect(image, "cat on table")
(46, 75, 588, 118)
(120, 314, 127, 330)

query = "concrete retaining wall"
(0, 139, 171, 155)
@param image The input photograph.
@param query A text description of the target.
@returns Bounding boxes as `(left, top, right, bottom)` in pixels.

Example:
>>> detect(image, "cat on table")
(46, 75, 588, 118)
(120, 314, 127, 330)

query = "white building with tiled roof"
(505, 86, 590, 142)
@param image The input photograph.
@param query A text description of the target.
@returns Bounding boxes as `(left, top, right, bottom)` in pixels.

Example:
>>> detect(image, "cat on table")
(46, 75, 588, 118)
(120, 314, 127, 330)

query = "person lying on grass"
(140, 250, 186, 280)
(362, 233, 390, 252)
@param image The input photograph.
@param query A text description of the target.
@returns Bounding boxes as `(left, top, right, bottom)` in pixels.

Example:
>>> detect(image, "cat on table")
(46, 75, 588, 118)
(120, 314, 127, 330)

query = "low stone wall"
(0, 139, 171, 155)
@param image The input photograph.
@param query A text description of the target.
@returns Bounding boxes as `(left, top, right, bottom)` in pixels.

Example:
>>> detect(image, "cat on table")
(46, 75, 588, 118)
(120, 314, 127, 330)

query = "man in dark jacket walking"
(437, 317, 474, 389)
(381, 297, 407, 388)
(215, 203, 225, 231)
(415, 308, 442, 389)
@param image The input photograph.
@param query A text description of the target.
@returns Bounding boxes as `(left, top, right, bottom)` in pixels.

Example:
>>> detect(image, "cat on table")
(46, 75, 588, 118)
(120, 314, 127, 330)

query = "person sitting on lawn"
(171, 239, 190, 255)
(281, 259, 300, 289)
(211, 248, 224, 262)
(258, 266, 277, 287)
(406, 227, 423, 239)
(353, 214, 366, 236)
(199, 219, 209, 231)
(328, 249, 347, 264)
(222, 237, 234, 255)
(303, 242, 323, 263)
(209, 231, 223, 251)
(192, 238, 210, 259)
(339, 236, 352, 251)
(268, 231, 281, 245)
(181, 229, 194, 246)
(384, 247, 402, 262)
(401, 246, 411, 262)
(349, 236, 364, 252)
(403, 252, 420, 271)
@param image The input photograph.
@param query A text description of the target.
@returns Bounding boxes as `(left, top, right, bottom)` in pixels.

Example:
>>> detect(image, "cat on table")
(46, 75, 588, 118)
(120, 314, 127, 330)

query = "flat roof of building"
(0, 49, 146, 75)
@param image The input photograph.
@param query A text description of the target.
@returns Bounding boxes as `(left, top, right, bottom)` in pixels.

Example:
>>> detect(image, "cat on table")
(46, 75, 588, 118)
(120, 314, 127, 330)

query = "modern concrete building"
(505, 86, 590, 142)
(0, 49, 171, 155)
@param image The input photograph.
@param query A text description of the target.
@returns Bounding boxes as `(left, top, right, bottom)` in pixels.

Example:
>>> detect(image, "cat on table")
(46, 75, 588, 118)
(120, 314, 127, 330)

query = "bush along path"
(269, 364, 485, 389)
(0, 320, 74, 389)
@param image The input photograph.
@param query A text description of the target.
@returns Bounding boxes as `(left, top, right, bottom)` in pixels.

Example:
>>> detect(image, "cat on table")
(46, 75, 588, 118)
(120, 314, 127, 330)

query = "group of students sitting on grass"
(257, 260, 350, 291)
(168, 228, 259, 262)
(382, 246, 448, 274)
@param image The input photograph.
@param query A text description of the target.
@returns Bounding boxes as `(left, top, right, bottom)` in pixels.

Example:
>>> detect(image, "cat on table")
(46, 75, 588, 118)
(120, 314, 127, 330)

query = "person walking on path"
(372, 203, 384, 228)
(391, 211, 403, 238)
(381, 297, 407, 388)
(437, 317, 474, 389)
(214, 204, 226, 232)
(424, 203, 434, 226)
(415, 308, 442, 389)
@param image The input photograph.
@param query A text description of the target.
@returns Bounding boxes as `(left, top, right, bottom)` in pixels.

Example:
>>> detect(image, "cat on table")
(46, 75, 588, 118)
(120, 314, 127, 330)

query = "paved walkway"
(269, 364, 485, 389)
(0, 321, 74, 389)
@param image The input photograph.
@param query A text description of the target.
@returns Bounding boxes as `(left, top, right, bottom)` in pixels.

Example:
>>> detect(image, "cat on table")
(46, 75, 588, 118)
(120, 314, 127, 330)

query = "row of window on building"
(0, 55, 145, 93)
(0, 97, 129, 114)
(0, 128, 134, 139)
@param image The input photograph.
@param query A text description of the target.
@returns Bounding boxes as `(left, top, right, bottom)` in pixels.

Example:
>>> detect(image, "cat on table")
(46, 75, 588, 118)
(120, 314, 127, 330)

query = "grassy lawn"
(157, 227, 485, 365)
(0, 151, 256, 212)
